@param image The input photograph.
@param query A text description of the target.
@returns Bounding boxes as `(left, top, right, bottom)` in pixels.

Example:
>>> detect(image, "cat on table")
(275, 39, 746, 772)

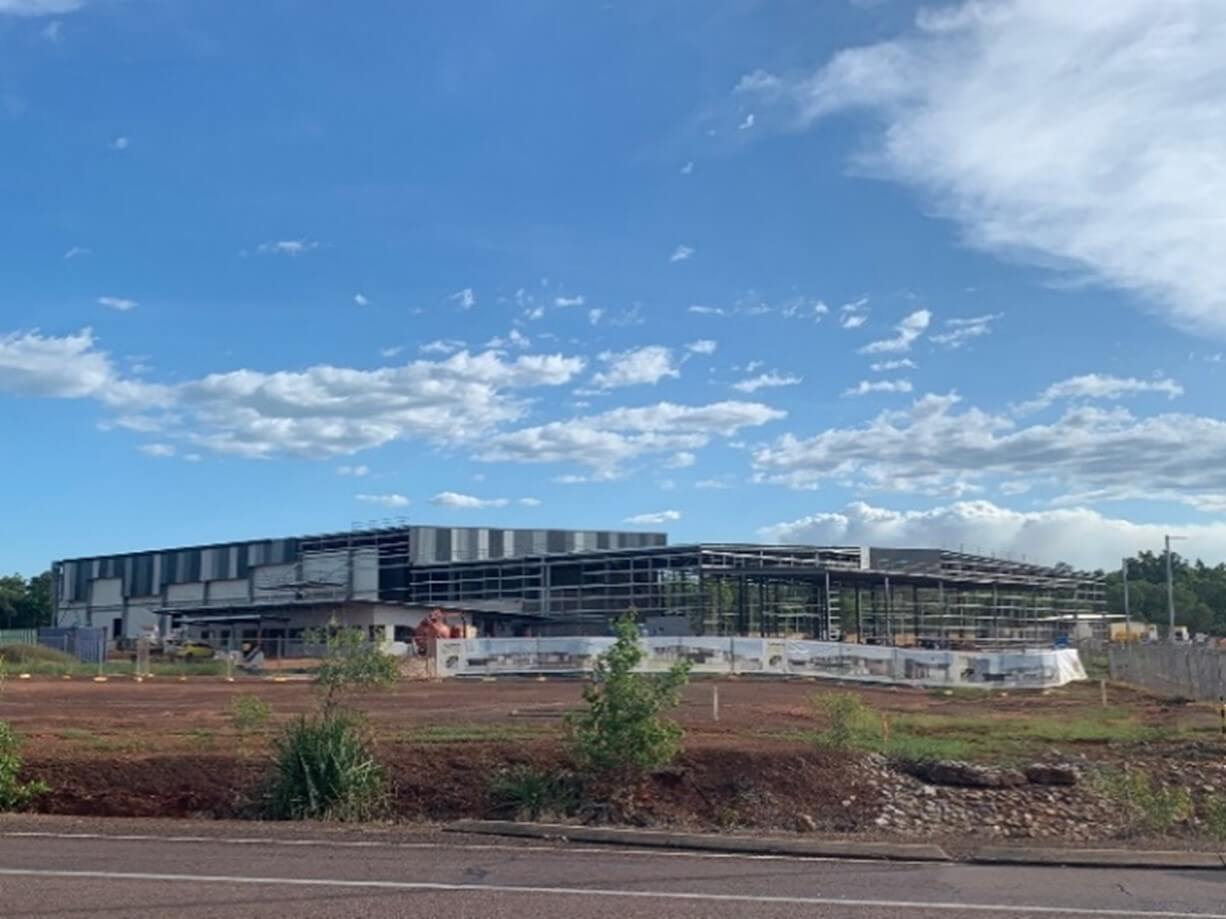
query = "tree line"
(0, 572, 51, 631)
(1103, 551, 1226, 637)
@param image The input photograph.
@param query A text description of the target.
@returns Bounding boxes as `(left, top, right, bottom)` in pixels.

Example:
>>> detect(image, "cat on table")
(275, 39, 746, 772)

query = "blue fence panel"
(38, 627, 108, 664)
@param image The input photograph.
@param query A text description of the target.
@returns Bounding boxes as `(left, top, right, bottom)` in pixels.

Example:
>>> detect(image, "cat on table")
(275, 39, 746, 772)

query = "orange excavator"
(413, 608, 465, 655)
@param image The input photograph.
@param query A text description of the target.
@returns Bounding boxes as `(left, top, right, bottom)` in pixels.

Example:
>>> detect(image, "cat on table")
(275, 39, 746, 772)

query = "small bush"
(311, 623, 398, 712)
(1094, 769, 1193, 836)
(488, 765, 578, 820)
(0, 721, 47, 811)
(813, 691, 874, 751)
(1200, 793, 1226, 841)
(567, 615, 690, 778)
(265, 712, 387, 822)
(229, 695, 272, 734)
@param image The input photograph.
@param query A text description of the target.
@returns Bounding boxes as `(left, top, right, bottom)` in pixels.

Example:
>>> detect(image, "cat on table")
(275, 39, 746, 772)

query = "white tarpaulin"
(433, 637, 1086, 689)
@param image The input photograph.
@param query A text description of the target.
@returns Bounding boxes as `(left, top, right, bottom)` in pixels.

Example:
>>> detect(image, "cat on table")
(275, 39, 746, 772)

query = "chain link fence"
(1108, 643, 1226, 701)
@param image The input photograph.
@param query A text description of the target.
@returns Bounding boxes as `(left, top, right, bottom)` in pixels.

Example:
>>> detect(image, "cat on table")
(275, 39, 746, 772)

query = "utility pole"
(1121, 558, 1131, 622)
(1165, 534, 1187, 642)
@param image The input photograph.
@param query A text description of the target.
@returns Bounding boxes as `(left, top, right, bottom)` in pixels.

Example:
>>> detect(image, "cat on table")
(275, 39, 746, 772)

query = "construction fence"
(433, 637, 1087, 689)
(1109, 643, 1226, 701)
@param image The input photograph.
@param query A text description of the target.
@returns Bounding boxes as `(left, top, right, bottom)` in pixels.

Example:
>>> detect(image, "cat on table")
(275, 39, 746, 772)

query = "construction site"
(51, 524, 1112, 651)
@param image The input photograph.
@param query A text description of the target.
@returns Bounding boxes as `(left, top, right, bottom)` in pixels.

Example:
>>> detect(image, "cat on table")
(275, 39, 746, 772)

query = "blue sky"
(4, 0, 1226, 574)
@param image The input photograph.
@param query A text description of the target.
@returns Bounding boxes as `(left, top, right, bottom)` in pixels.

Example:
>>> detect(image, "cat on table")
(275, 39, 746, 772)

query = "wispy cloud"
(554, 295, 585, 307)
(108, 136, 129, 151)
(1016, 373, 1184, 414)
(624, 509, 680, 525)
(669, 244, 695, 263)
(353, 293, 369, 307)
(430, 491, 509, 509)
(0, 1, 84, 17)
(137, 443, 174, 458)
(732, 371, 801, 393)
(839, 297, 870, 329)
(686, 339, 718, 355)
(336, 464, 369, 477)
(419, 339, 466, 356)
(859, 309, 930, 354)
(843, 378, 914, 397)
(255, 239, 319, 257)
(450, 287, 476, 310)
(98, 296, 137, 312)
(930, 313, 1002, 349)
(591, 346, 679, 389)
(63, 246, 90, 260)
(870, 358, 916, 372)
(680, 161, 694, 175)
(356, 493, 409, 508)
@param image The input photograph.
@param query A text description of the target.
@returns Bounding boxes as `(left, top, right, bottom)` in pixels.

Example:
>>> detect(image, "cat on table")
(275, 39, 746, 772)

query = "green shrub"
(1093, 769, 1193, 836)
(0, 721, 47, 811)
(813, 691, 874, 751)
(567, 615, 691, 778)
(310, 622, 398, 712)
(488, 765, 578, 820)
(229, 694, 272, 734)
(264, 712, 387, 821)
(1200, 793, 1226, 841)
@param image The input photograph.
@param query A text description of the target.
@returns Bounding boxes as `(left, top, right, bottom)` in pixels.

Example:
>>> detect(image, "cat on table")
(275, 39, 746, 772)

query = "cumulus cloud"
(430, 491, 509, 509)
(859, 309, 930, 354)
(137, 443, 174, 458)
(255, 240, 319, 256)
(843, 378, 913, 397)
(419, 339, 466, 356)
(0, 328, 169, 409)
(760, 499, 1226, 570)
(554, 295, 585, 307)
(591, 346, 679, 389)
(356, 493, 409, 508)
(737, 1, 1226, 338)
(98, 296, 137, 312)
(732, 371, 802, 393)
(670, 244, 695, 263)
(625, 509, 681, 525)
(482, 400, 784, 473)
(665, 451, 696, 469)
(753, 390, 1226, 509)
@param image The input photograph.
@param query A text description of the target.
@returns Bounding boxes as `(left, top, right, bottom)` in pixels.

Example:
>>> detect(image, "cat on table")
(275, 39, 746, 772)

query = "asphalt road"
(0, 822, 1222, 918)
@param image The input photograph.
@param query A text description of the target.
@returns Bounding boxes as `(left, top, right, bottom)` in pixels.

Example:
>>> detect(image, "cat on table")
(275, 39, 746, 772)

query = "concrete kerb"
(445, 820, 951, 862)
(446, 821, 1226, 870)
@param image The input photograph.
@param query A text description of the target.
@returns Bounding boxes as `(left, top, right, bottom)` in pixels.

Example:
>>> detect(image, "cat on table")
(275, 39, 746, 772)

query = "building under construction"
(52, 523, 1109, 648)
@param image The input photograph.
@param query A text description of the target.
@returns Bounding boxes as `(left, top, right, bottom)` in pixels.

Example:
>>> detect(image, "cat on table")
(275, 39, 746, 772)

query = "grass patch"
(1092, 769, 1193, 836)
(487, 764, 579, 820)
(264, 712, 388, 822)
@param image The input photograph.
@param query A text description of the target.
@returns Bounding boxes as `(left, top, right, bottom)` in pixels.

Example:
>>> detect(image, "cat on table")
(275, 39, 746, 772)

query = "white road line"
(0, 868, 1221, 918)
(0, 831, 878, 865)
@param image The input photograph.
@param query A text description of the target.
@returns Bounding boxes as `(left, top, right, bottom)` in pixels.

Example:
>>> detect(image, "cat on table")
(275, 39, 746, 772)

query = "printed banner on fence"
(434, 636, 1086, 689)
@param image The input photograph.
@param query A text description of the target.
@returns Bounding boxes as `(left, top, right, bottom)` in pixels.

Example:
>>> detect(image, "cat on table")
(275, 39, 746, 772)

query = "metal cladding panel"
(89, 577, 123, 608)
(209, 579, 249, 601)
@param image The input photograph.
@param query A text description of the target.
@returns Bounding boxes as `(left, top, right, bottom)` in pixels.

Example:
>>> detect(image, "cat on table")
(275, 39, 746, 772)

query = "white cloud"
(859, 308, 930, 354)
(256, 240, 319, 257)
(760, 499, 1226, 570)
(681, 161, 694, 174)
(419, 339, 466, 356)
(379, 346, 403, 359)
(843, 378, 914, 397)
(356, 493, 410, 508)
(696, 478, 732, 489)
(63, 246, 89, 259)
(587, 308, 604, 326)
(686, 339, 718, 355)
(353, 293, 369, 307)
(591, 346, 679, 389)
(737, 113, 756, 131)
(732, 371, 801, 393)
(554, 295, 585, 307)
(930, 313, 1001, 349)
(0, 328, 169, 409)
(0, 1, 82, 15)
(738, 1, 1226, 338)
(450, 287, 476, 310)
(484, 329, 531, 350)
(108, 136, 128, 151)
(98, 296, 137, 312)
(753, 390, 1226, 508)
(840, 298, 870, 329)
(482, 400, 784, 473)
(1019, 373, 1184, 413)
(670, 244, 695, 263)
(336, 464, 369, 477)
(40, 17, 60, 39)
(518, 497, 542, 507)
(624, 510, 681, 525)
(781, 298, 830, 322)
(870, 358, 917, 372)
(430, 491, 510, 509)
(688, 305, 724, 316)
(666, 451, 696, 469)
(137, 443, 174, 458)
(178, 350, 586, 459)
